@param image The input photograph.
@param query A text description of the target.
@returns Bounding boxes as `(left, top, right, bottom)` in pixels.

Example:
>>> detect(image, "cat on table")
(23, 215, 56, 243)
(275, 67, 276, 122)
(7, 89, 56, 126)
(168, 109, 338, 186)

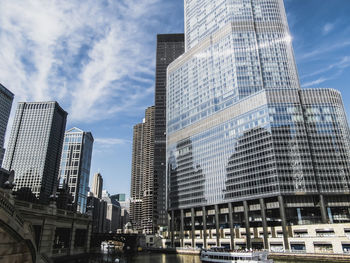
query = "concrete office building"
(166, 0, 350, 253)
(59, 128, 94, 213)
(103, 190, 121, 233)
(3, 101, 67, 203)
(87, 192, 107, 233)
(154, 34, 185, 229)
(91, 172, 103, 199)
(0, 84, 14, 167)
(130, 106, 156, 234)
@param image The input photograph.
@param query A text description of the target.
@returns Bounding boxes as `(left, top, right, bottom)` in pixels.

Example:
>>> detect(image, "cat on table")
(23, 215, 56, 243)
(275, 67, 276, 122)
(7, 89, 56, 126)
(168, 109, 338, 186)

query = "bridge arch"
(0, 189, 37, 263)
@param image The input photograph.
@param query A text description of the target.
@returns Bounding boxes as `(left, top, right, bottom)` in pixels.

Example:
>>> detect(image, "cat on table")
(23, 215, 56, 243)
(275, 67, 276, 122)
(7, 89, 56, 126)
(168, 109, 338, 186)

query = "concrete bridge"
(0, 188, 91, 263)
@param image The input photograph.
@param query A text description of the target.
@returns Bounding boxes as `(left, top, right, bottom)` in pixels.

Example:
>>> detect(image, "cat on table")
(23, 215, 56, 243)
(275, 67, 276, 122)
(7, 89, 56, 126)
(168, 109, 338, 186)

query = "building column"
(215, 205, 220, 246)
(243, 201, 251, 250)
(259, 198, 269, 250)
(202, 206, 207, 249)
(180, 209, 184, 247)
(69, 220, 76, 255)
(38, 218, 56, 257)
(319, 194, 328, 223)
(86, 222, 92, 253)
(171, 210, 175, 247)
(191, 208, 195, 247)
(228, 203, 235, 250)
(278, 196, 289, 251)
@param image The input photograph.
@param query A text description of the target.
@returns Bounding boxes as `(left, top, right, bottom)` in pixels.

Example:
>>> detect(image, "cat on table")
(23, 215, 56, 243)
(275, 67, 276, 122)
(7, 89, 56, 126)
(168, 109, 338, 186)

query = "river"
(63, 253, 321, 263)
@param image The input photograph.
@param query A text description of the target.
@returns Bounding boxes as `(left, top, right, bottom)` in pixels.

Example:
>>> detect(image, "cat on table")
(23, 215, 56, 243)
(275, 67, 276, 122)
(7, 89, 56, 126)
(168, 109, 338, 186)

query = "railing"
(0, 191, 15, 217)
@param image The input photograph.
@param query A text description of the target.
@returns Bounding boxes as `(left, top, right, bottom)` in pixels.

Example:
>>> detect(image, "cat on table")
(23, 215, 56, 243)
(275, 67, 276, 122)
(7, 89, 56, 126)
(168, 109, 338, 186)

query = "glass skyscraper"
(166, 0, 350, 250)
(59, 127, 94, 213)
(154, 34, 184, 229)
(3, 101, 67, 203)
(0, 84, 14, 167)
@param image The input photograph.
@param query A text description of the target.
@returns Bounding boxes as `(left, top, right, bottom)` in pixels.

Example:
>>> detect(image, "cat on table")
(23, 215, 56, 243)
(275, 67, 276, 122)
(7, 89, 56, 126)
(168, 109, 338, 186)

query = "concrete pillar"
(278, 195, 289, 251)
(180, 209, 184, 247)
(86, 222, 92, 253)
(69, 220, 76, 255)
(171, 210, 175, 247)
(38, 218, 56, 257)
(259, 198, 269, 250)
(228, 203, 235, 250)
(191, 208, 195, 247)
(215, 205, 220, 246)
(243, 201, 251, 250)
(319, 194, 328, 223)
(202, 206, 207, 249)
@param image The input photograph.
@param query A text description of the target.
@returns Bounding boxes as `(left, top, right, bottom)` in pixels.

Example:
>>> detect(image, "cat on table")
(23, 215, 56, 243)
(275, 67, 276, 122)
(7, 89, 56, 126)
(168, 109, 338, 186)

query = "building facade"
(91, 172, 103, 199)
(59, 127, 94, 213)
(0, 84, 14, 167)
(102, 190, 121, 233)
(130, 106, 156, 233)
(154, 34, 185, 229)
(87, 192, 107, 234)
(3, 101, 67, 203)
(166, 0, 350, 251)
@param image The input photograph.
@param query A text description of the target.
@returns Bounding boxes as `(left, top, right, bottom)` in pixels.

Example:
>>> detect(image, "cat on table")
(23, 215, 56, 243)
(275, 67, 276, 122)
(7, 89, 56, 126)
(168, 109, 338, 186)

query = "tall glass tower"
(59, 127, 94, 213)
(167, 0, 350, 250)
(154, 34, 184, 229)
(3, 102, 67, 203)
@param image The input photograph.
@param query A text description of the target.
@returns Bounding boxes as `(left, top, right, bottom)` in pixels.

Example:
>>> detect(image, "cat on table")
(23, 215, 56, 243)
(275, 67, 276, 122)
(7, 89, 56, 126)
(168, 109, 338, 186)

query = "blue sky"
(0, 0, 350, 197)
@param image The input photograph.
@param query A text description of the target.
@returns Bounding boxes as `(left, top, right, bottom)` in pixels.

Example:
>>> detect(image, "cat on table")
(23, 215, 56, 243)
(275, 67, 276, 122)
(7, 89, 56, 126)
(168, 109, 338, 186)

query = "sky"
(0, 0, 350, 198)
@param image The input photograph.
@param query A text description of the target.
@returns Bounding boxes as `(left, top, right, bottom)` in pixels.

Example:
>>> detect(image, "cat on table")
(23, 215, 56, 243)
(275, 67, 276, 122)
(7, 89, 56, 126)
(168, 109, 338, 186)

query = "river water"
(64, 253, 320, 263)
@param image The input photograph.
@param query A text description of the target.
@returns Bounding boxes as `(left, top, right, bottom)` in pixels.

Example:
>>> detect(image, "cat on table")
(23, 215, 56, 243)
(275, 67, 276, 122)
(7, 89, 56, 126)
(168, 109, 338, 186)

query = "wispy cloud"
(323, 22, 335, 35)
(301, 56, 350, 79)
(0, 0, 179, 122)
(95, 138, 131, 147)
(298, 41, 350, 61)
(302, 77, 330, 88)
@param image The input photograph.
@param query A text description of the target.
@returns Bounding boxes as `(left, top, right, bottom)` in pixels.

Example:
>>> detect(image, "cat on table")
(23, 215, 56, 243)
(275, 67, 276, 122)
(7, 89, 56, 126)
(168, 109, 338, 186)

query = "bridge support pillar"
(69, 220, 76, 255)
(85, 222, 92, 253)
(38, 218, 56, 257)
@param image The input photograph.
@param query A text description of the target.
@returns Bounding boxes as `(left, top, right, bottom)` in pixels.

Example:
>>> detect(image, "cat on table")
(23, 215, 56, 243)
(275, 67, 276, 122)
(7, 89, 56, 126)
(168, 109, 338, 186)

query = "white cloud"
(301, 56, 350, 79)
(95, 138, 130, 147)
(0, 0, 177, 123)
(323, 22, 335, 35)
(302, 77, 329, 88)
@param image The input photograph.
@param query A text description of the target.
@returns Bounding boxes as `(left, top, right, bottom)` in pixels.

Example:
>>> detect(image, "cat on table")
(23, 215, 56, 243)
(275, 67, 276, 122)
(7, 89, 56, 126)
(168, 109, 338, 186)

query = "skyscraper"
(154, 34, 184, 229)
(91, 172, 103, 199)
(130, 122, 144, 232)
(167, 0, 350, 250)
(3, 101, 67, 203)
(130, 106, 155, 233)
(0, 84, 14, 167)
(59, 127, 94, 213)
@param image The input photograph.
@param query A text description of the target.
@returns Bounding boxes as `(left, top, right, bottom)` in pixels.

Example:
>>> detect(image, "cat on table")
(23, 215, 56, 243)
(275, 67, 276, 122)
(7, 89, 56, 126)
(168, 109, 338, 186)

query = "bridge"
(0, 187, 91, 263)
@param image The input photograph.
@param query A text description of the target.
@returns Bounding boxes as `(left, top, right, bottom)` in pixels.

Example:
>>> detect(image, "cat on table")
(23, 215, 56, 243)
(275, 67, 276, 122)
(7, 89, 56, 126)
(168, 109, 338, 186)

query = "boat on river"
(101, 241, 116, 253)
(200, 247, 273, 263)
